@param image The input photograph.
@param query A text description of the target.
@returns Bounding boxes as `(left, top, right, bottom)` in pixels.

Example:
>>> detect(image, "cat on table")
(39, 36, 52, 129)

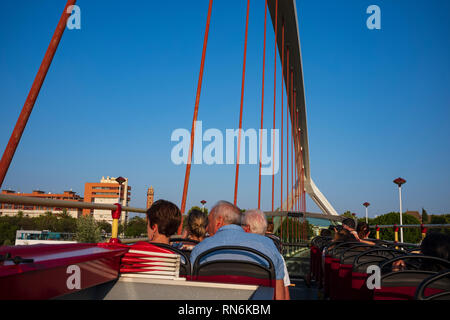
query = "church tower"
(146, 186, 154, 209)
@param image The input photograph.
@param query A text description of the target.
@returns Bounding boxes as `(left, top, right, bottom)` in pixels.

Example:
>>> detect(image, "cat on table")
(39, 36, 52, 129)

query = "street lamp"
(363, 202, 370, 224)
(200, 200, 207, 212)
(115, 176, 126, 233)
(115, 176, 126, 204)
(393, 177, 406, 243)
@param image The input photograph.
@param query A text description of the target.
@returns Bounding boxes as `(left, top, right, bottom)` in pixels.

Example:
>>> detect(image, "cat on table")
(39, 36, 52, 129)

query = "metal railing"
(370, 224, 450, 229)
(370, 223, 450, 243)
(264, 211, 344, 222)
(0, 193, 148, 243)
(0, 193, 147, 214)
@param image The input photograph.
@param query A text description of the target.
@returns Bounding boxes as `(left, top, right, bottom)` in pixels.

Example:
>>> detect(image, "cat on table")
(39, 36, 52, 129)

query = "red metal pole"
(179, 0, 214, 234)
(0, 0, 76, 188)
(234, 0, 251, 206)
(258, 0, 268, 210)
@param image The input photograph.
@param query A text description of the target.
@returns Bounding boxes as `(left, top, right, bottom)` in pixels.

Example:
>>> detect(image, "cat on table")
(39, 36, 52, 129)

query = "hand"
(350, 230, 360, 240)
(392, 259, 406, 272)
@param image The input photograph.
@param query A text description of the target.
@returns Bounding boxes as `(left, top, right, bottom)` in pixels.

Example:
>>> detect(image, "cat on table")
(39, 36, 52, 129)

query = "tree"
(56, 214, 77, 233)
(97, 220, 112, 234)
(118, 223, 125, 236)
(188, 206, 208, 215)
(371, 212, 422, 244)
(0, 217, 19, 245)
(35, 211, 59, 231)
(422, 208, 429, 224)
(124, 216, 147, 237)
(341, 211, 353, 219)
(429, 214, 450, 235)
(75, 215, 102, 243)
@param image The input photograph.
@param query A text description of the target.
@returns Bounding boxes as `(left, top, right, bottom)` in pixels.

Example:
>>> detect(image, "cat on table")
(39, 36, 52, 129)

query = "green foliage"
(188, 206, 208, 215)
(422, 208, 429, 224)
(75, 215, 102, 243)
(97, 220, 112, 234)
(371, 212, 422, 244)
(124, 216, 147, 237)
(2, 239, 12, 246)
(0, 217, 19, 245)
(0, 212, 78, 244)
(429, 214, 450, 235)
(341, 211, 353, 219)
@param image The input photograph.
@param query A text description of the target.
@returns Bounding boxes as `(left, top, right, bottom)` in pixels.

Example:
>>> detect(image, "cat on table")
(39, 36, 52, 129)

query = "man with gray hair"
(190, 201, 287, 300)
(241, 209, 291, 300)
(241, 209, 268, 235)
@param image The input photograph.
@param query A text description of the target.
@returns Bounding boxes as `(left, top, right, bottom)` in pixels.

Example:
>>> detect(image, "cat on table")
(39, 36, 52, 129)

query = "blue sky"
(0, 0, 449, 219)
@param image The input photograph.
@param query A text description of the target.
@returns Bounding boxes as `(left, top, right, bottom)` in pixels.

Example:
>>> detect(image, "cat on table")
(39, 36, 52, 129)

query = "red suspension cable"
(286, 47, 289, 211)
(290, 70, 295, 210)
(258, 0, 268, 210)
(280, 21, 284, 212)
(0, 0, 77, 188)
(234, 0, 251, 206)
(294, 95, 299, 212)
(295, 93, 298, 212)
(271, 0, 278, 213)
(180, 0, 214, 230)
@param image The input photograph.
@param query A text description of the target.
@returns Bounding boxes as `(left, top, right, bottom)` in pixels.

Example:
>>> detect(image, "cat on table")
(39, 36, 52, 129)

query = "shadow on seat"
(415, 269, 450, 300)
(192, 245, 275, 287)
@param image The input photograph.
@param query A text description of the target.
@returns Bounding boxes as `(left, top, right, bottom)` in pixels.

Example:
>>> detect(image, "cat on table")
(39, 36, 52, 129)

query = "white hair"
(242, 209, 268, 235)
(211, 200, 242, 225)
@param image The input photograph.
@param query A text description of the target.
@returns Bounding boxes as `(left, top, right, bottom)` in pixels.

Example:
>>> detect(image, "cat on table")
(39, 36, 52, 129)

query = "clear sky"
(1, 0, 449, 219)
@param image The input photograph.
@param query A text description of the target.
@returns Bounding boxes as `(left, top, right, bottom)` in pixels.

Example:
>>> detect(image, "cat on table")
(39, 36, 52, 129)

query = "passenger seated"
(190, 201, 287, 300)
(265, 220, 282, 252)
(392, 232, 450, 271)
(421, 231, 450, 261)
(241, 209, 291, 300)
(146, 199, 182, 245)
(356, 222, 376, 245)
(342, 218, 359, 239)
(174, 208, 208, 251)
(320, 229, 332, 237)
(330, 225, 343, 241)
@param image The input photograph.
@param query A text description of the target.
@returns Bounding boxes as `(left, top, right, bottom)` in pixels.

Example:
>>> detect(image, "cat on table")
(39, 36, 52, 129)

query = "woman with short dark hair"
(146, 199, 182, 244)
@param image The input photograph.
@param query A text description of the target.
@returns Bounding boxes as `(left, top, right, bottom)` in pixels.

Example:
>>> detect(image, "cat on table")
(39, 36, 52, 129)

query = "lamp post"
(115, 176, 126, 233)
(200, 200, 207, 212)
(363, 202, 370, 224)
(393, 177, 406, 243)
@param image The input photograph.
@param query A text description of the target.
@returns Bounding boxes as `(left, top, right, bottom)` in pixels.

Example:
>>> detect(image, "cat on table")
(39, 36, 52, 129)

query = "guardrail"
(264, 211, 344, 222)
(370, 223, 450, 242)
(0, 194, 147, 214)
(0, 193, 147, 243)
